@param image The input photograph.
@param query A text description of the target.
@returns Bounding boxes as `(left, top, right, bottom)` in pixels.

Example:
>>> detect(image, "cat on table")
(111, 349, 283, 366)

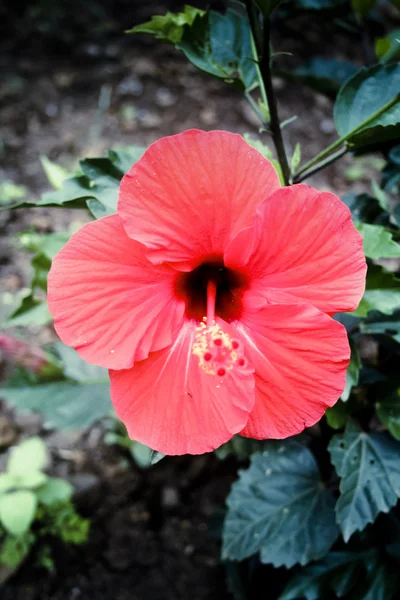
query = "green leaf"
(107, 147, 146, 174)
(290, 143, 301, 173)
(18, 231, 70, 260)
(127, 5, 205, 44)
(357, 223, 400, 259)
(376, 30, 400, 63)
(295, 0, 347, 8)
(360, 310, 400, 343)
(0, 474, 18, 494)
(40, 156, 70, 190)
(351, 0, 377, 18)
(279, 551, 368, 600)
(243, 134, 273, 159)
(326, 400, 351, 430)
(178, 9, 257, 91)
(341, 342, 361, 401)
(354, 264, 400, 318)
(8, 437, 47, 474)
(150, 450, 165, 465)
(281, 58, 358, 96)
(334, 64, 400, 147)
(376, 392, 400, 440)
(222, 441, 338, 567)
(0, 531, 35, 567)
(0, 491, 37, 536)
(15, 472, 48, 489)
(371, 180, 389, 211)
(37, 478, 73, 506)
(130, 7, 256, 90)
(3, 380, 112, 430)
(2, 231, 71, 328)
(342, 191, 383, 225)
(130, 441, 156, 469)
(0, 180, 27, 209)
(216, 435, 268, 460)
(329, 421, 400, 541)
(54, 342, 107, 383)
(2, 295, 52, 328)
(4, 146, 145, 215)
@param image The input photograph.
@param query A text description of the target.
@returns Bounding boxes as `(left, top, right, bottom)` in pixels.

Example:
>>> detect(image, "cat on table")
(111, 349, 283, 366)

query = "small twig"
(293, 147, 348, 183)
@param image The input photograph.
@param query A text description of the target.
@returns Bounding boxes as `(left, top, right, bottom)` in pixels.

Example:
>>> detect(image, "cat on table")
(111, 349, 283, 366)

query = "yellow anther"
(192, 319, 241, 377)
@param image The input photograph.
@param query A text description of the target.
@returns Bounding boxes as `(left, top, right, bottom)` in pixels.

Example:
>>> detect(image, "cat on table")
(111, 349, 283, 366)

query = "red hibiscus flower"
(48, 130, 366, 455)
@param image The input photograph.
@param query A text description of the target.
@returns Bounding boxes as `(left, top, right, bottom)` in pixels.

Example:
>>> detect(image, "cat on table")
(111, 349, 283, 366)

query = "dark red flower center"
(174, 258, 249, 322)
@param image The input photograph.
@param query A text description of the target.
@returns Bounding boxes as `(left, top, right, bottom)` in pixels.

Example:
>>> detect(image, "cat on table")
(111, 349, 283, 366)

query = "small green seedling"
(0, 437, 88, 570)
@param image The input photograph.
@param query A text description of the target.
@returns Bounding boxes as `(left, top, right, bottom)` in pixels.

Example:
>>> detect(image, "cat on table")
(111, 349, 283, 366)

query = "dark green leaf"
(2, 146, 145, 215)
(127, 5, 205, 44)
(329, 421, 400, 541)
(2, 344, 111, 430)
(351, 0, 377, 18)
(2, 380, 111, 430)
(178, 9, 257, 91)
(334, 64, 400, 147)
(131, 7, 257, 91)
(35, 176, 93, 209)
(360, 310, 400, 343)
(358, 561, 398, 600)
(278, 551, 367, 600)
(354, 264, 400, 318)
(342, 192, 384, 225)
(222, 441, 338, 567)
(326, 400, 351, 429)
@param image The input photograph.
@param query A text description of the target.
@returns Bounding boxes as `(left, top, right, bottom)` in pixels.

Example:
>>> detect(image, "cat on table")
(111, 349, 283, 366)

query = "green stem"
(293, 147, 348, 184)
(245, 92, 267, 128)
(294, 94, 400, 180)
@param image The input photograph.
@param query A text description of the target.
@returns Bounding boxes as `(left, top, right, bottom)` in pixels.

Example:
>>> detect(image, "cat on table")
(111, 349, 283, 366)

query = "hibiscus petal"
(234, 303, 349, 439)
(118, 129, 280, 268)
(109, 320, 255, 455)
(48, 215, 185, 370)
(225, 184, 366, 314)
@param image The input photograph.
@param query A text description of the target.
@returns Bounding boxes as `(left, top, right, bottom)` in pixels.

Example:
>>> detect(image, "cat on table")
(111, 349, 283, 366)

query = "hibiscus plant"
(1, 0, 400, 597)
